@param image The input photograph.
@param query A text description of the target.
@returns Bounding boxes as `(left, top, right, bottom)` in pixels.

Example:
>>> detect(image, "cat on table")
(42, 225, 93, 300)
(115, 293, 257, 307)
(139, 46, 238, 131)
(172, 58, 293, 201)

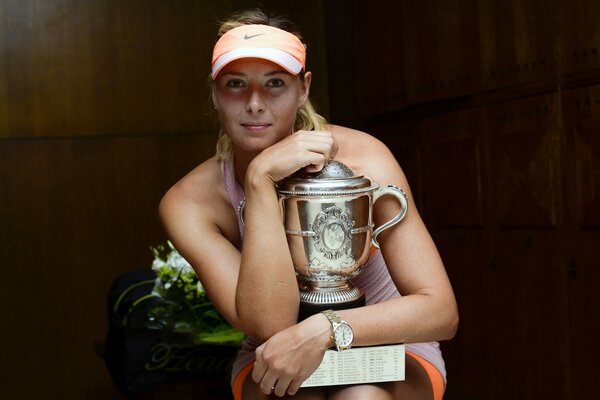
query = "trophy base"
(297, 292, 366, 321)
(299, 285, 363, 305)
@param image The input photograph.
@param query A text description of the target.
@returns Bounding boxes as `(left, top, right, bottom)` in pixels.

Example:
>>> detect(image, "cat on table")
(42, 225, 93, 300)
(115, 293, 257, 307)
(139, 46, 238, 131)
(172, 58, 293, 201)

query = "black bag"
(104, 269, 239, 398)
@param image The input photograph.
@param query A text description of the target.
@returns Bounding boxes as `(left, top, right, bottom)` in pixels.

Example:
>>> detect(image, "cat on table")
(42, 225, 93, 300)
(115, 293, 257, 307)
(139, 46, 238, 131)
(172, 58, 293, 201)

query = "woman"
(159, 9, 458, 400)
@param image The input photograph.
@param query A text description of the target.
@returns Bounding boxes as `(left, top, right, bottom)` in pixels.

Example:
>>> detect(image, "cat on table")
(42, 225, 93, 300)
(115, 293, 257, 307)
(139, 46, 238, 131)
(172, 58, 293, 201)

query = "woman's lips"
(241, 123, 271, 131)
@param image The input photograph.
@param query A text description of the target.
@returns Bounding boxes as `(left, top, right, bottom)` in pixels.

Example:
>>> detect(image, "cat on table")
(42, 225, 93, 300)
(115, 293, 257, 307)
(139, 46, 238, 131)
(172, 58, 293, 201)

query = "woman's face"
(212, 58, 311, 155)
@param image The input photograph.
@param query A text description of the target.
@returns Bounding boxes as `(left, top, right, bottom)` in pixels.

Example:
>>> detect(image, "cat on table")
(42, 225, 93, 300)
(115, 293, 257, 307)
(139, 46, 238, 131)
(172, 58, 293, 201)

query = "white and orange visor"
(211, 24, 306, 79)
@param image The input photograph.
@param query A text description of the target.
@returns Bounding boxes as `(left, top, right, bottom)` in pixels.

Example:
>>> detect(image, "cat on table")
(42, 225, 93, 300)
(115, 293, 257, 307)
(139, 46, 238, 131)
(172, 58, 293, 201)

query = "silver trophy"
(276, 161, 408, 319)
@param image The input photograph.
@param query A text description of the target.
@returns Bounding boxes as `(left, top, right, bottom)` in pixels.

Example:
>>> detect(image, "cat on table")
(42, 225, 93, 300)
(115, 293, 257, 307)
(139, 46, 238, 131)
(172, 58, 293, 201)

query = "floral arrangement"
(148, 241, 245, 346)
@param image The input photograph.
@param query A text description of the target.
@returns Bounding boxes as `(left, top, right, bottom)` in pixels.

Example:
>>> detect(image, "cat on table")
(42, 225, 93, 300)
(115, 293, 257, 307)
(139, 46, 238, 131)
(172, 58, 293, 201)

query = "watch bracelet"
(322, 309, 344, 325)
(321, 309, 353, 350)
(321, 309, 337, 344)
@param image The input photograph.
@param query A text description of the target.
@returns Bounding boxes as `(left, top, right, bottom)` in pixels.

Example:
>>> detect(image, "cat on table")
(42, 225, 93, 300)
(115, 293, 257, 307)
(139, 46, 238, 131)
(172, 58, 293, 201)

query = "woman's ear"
(211, 88, 219, 111)
(299, 71, 312, 107)
(210, 86, 219, 111)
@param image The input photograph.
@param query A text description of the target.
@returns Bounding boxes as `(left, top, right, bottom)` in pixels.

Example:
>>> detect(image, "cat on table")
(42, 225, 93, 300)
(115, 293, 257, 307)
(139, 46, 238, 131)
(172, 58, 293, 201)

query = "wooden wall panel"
(478, 0, 558, 90)
(562, 84, 600, 400)
(369, 119, 423, 211)
(0, 133, 216, 398)
(352, 0, 406, 115)
(484, 93, 568, 399)
(401, 0, 481, 103)
(560, 0, 600, 78)
(0, 0, 335, 139)
(484, 230, 569, 399)
(572, 122, 600, 226)
(322, 1, 600, 399)
(563, 86, 600, 228)
(422, 108, 485, 228)
(0, 1, 331, 397)
(433, 229, 487, 400)
(487, 94, 562, 227)
(564, 230, 600, 400)
(421, 108, 488, 399)
(0, 0, 234, 137)
(0, 7, 8, 136)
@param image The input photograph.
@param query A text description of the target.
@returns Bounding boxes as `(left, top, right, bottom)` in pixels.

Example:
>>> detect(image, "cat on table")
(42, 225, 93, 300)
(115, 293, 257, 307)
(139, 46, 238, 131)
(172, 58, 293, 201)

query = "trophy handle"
(371, 184, 409, 249)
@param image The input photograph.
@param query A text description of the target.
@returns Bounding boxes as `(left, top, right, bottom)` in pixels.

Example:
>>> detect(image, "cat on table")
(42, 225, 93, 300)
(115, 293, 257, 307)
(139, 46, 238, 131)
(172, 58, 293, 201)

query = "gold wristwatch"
(321, 309, 354, 351)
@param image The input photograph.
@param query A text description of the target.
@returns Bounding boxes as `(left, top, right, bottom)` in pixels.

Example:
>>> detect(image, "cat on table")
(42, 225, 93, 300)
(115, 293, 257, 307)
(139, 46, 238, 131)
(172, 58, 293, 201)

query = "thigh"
(327, 353, 434, 400)
(241, 377, 327, 400)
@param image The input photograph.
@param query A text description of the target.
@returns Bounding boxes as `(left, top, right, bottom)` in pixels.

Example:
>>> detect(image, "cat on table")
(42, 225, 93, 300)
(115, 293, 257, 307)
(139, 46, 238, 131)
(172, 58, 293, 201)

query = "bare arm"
(234, 130, 338, 339)
(159, 131, 338, 341)
(233, 166, 300, 338)
(330, 126, 459, 344)
(158, 160, 244, 332)
(159, 168, 299, 340)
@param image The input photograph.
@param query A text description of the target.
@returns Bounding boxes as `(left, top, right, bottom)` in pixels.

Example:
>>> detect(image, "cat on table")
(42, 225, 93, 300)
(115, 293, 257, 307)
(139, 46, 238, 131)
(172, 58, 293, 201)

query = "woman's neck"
(231, 148, 259, 189)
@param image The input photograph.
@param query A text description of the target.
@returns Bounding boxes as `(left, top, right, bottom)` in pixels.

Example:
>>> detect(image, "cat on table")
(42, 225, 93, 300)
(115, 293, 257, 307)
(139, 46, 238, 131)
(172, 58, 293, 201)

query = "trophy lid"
(277, 160, 376, 195)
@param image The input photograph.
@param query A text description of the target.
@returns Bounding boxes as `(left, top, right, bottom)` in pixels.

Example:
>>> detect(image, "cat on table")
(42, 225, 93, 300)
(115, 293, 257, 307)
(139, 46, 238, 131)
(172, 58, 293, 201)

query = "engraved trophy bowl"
(276, 160, 409, 320)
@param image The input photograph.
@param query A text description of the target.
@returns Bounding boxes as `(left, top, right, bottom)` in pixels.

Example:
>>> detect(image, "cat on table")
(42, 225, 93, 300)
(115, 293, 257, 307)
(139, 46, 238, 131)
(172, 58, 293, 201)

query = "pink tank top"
(221, 159, 447, 383)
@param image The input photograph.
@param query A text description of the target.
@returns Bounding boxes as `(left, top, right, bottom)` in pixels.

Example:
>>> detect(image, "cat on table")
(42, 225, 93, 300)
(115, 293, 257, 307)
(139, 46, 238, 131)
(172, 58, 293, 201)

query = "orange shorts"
(232, 350, 444, 400)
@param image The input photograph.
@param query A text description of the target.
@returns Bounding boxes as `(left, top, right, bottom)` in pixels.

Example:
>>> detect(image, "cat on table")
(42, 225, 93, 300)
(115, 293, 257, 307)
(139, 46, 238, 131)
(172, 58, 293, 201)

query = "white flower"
(151, 258, 164, 271)
(166, 251, 194, 274)
(150, 243, 203, 298)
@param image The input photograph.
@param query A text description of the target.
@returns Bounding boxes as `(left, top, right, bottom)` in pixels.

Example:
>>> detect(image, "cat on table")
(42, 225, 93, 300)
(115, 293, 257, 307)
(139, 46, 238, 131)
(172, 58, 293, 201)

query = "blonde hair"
(212, 9, 327, 160)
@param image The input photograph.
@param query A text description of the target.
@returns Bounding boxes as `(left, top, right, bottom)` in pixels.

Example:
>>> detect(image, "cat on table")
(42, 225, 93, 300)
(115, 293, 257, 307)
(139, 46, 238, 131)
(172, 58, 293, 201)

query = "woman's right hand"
(247, 130, 338, 185)
(251, 313, 332, 397)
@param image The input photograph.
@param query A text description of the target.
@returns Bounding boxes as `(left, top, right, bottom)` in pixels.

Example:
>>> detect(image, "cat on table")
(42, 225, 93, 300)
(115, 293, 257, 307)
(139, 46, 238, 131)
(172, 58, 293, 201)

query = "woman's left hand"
(251, 313, 331, 397)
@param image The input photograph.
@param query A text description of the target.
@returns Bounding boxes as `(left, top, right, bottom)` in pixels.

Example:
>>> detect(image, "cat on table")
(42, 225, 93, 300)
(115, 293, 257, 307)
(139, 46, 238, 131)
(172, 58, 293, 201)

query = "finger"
(287, 379, 303, 396)
(293, 129, 332, 138)
(283, 132, 335, 164)
(301, 134, 336, 164)
(251, 358, 267, 384)
(293, 131, 335, 149)
(273, 376, 293, 397)
(251, 367, 264, 384)
(330, 138, 339, 160)
(303, 153, 327, 172)
(298, 131, 334, 144)
(259, 375, 278, 395)
(295, 138, 334, 157)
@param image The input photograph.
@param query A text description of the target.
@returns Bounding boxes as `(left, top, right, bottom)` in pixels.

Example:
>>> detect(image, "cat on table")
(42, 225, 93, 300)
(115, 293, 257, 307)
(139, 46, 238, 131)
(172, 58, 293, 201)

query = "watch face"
(334, 323, 354, 347)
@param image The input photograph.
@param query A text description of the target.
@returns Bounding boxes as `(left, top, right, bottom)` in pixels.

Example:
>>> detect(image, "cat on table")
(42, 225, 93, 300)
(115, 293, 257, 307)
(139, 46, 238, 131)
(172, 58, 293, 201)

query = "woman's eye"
(226, 79, 246, 88)
(266, 78, 285, 88)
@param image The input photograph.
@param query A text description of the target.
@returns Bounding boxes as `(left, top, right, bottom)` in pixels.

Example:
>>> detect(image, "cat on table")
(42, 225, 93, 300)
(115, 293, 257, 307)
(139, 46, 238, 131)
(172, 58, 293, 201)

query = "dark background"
(1, 0, 598, 398)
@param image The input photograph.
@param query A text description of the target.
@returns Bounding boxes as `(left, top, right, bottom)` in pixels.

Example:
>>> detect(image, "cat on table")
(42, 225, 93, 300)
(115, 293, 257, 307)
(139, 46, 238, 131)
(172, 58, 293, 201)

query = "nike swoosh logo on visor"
(244, 33, 266, 40)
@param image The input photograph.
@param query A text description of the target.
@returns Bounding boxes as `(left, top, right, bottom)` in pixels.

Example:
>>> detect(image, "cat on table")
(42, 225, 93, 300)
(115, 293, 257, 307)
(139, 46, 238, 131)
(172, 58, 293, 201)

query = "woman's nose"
(246, 88, 265, 113)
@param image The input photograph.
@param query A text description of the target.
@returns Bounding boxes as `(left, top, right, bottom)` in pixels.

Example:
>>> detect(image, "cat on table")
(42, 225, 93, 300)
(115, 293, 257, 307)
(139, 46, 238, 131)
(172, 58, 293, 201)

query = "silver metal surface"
(237, 161, 409, 306)
(278, 161, 409, 306)
(277, 160, 373, 194)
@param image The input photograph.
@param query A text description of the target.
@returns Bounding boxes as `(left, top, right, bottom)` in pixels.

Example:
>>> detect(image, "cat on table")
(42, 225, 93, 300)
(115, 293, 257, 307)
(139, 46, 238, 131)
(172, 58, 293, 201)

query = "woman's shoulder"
(160, 155, 240, 241)
(160, 155, 231, 216)
(329, 124, 389, 153)
(327, 124, 409, 187)
(166, 156, 223, 197)
(328, 124, 396, 172)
